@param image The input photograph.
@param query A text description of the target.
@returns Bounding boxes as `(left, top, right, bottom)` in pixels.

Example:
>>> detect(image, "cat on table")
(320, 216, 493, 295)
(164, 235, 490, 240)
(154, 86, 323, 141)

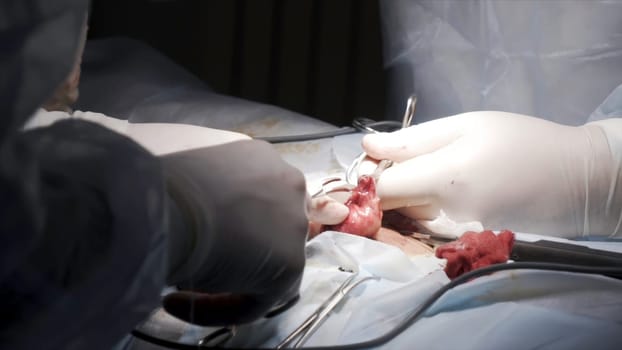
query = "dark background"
(87, 0, 387, 127)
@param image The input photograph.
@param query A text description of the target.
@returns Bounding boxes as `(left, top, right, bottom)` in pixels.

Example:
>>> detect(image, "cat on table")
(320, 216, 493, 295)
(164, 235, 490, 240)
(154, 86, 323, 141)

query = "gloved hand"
(361, 111, 622, 239)
(162, 140, 308, 326)
(305, 196, 350, 239)
(25, 109, 348, 228)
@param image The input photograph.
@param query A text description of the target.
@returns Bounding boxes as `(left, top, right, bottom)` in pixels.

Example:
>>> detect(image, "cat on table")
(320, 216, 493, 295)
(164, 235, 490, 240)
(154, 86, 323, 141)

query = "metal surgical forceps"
(346, 95, 417, 185)
(276, 272, 378, 349)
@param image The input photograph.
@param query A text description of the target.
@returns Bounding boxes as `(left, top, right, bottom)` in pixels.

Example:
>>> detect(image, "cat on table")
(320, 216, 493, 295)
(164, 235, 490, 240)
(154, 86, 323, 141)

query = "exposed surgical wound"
(435, 230, 515, 279)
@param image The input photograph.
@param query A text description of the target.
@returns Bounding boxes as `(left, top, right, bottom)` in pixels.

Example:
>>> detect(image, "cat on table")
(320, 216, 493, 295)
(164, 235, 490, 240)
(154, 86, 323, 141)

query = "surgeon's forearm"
(125, 123, 250, 155)
(75, 110, 252, 155)
(27, 110, 251, 155)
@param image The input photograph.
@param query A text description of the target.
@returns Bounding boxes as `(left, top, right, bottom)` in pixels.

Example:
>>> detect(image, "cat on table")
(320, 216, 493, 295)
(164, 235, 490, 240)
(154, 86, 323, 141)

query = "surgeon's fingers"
(374, 145, 458, 213)
(306, 195, 349, 225)
(362, 116, 466, 162)
(357, 157, 380, 177)
(162, 291, 268, 326)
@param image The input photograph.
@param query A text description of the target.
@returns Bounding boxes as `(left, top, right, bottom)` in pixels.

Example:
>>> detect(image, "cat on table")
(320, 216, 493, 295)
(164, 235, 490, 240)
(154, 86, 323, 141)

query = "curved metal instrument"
(345, 95, 417, 185)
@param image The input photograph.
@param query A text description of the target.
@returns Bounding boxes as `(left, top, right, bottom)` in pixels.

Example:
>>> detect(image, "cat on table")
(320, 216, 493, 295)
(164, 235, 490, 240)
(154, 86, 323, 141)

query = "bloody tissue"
(435, 230, 515, 279)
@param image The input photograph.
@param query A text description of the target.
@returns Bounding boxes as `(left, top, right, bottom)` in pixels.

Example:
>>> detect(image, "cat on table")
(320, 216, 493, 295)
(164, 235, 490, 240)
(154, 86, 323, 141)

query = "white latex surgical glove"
(306, 194, 349, 238)
(362, 111, 622, 239)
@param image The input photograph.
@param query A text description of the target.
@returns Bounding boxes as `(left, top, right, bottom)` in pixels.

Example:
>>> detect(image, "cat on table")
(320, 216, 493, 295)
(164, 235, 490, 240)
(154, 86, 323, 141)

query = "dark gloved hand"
(162, 140, 308, 326)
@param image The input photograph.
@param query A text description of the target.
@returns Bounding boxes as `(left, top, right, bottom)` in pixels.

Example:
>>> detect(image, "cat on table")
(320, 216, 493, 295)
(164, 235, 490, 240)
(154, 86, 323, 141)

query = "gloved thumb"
(162, 291, 268, 326)
(362, 117, 465, 162)
(306, 194, 349, 225)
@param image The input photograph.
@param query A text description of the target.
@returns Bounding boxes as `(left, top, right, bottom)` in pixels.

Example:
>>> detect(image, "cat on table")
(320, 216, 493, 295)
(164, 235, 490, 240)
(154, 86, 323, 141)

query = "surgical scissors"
(276, 272, 379, 349)
(345, 95, 417, 185)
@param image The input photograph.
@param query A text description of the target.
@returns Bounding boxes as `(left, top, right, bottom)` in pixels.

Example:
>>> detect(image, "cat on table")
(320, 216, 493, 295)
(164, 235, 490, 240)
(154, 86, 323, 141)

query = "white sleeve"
(27, 109, 250, 156)
(586, 118, 622, 237)
(73, 111, 250, 156)
(587, 118, 622, 168)
(71, 110, 130, 135)
(22, 108, 72, 130)
(22, 109, 130, 135)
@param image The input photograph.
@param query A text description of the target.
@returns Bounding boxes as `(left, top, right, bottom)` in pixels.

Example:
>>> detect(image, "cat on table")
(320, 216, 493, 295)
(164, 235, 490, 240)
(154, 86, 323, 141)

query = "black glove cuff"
(165, 179, 198, 286)
(163, 163, 221, 290)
